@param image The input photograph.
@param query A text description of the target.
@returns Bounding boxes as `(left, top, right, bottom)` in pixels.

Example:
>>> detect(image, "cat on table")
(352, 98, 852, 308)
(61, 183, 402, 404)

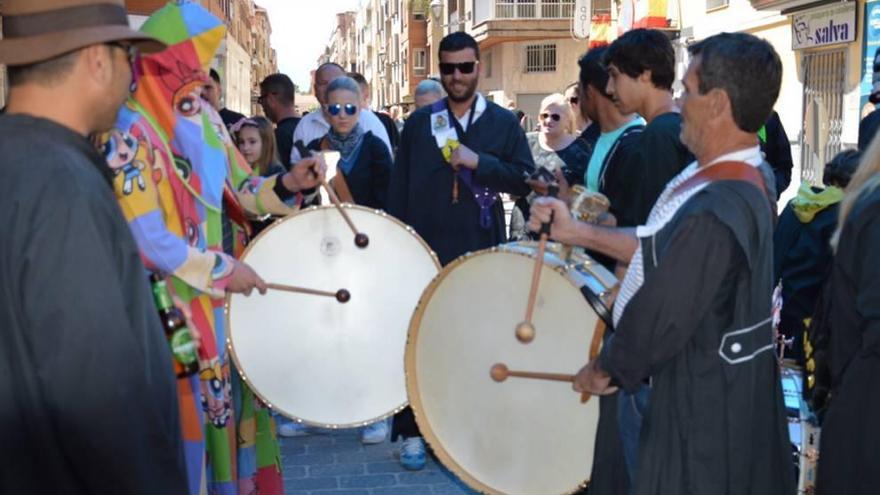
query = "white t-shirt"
(289, 108, 392, 163)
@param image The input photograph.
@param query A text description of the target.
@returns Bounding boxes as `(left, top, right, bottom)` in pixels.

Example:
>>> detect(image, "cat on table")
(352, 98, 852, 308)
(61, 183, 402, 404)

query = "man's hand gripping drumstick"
(526, 197, 634, 399)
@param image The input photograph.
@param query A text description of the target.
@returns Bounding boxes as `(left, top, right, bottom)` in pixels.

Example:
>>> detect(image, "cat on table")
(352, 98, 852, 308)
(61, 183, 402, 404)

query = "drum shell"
(407, 246, 615, 495)
(227, 205, 440, 428)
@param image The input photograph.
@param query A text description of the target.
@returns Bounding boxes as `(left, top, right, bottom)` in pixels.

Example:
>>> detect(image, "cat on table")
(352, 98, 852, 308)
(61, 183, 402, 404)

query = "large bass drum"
(227, 205, 440, 428)
(406, 243, 617, 495)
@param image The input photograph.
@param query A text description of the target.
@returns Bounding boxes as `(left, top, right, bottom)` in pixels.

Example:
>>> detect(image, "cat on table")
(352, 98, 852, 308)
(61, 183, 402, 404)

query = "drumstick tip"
(515, 321, 536, 344)
(490, 363, 509, 382)
(354, 233, 369, 248)
(335, 289, 351, 304)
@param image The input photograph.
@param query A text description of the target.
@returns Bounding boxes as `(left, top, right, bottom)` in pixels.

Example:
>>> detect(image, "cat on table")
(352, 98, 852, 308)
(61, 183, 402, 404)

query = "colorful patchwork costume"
(101, 2, 301, 493)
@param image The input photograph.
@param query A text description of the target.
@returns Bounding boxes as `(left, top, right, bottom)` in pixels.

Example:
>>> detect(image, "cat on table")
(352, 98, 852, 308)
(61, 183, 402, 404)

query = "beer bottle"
(150, 274, 199, 377)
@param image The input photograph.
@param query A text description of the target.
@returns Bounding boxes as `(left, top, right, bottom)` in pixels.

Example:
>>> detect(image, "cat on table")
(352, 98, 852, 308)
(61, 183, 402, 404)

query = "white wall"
(224, 35, 252, 116)
(479, 38, 583, 111)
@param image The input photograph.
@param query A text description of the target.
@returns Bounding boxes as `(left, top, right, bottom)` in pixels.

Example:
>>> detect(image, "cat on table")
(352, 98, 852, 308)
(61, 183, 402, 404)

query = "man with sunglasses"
(289, 62, 391, 165)
(386, 31, 534, 470)
(0, 0, 190, 493)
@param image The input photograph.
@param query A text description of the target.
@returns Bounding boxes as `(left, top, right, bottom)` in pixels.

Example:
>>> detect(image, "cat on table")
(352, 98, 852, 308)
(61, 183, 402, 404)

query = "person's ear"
(81, 44, 114, 88)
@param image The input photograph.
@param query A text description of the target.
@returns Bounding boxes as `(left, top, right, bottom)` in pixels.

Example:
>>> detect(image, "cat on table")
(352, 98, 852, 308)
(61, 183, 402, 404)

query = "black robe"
(816, 185, 880, 495)
(387, 98, 534, 265)
(759, 111, 794, 199)
(0, 115, 187, 494)
(600, 180, 795, 495)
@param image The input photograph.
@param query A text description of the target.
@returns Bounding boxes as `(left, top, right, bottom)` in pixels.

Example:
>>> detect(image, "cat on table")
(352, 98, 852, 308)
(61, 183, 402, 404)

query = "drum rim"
(226, 204, 440, 429)
(405, 247, 592, 495)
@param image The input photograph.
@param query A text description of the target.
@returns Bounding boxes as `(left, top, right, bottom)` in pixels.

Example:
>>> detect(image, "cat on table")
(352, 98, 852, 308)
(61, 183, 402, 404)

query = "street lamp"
(429, 0, 471, 27)
(430, 0, 443, 20)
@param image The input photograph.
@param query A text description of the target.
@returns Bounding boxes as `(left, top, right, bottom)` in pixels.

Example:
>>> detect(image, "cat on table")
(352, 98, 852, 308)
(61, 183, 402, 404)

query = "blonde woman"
(815, 141, 880, 495)
(510, 93, 590, 240)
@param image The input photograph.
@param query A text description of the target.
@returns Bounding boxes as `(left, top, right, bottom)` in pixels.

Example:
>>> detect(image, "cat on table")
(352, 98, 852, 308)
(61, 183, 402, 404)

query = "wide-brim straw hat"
(0, 0, 166, 66)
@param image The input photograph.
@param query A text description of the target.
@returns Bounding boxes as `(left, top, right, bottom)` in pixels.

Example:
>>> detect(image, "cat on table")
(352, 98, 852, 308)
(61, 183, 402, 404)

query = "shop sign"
(792, 2, 857, 50)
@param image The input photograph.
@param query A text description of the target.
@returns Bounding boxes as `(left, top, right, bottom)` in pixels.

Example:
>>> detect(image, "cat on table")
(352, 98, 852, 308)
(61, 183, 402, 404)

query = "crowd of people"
(1, 0, 879, 494)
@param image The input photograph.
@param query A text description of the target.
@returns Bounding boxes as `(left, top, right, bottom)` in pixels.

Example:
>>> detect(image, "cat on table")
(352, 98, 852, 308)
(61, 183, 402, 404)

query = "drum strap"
(671, 160, 768, 201)
(321, 138, 356, 204)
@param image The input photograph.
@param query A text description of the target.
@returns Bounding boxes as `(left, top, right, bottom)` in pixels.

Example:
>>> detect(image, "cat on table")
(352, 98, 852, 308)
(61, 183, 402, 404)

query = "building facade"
(435, 0, 585, 128)
(125, 0, 272, 116)
(747, 0, 862, 191)
(252, 6, 279, 115)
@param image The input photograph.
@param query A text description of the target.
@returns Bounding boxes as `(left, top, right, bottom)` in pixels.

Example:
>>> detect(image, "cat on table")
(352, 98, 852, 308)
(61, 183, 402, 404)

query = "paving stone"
(308, 463, 366, 477)
(372, 486, 434, 495)
(280, 425, 476, 494)
(283, 476, 338, 490)
(338, 474, 398, 489)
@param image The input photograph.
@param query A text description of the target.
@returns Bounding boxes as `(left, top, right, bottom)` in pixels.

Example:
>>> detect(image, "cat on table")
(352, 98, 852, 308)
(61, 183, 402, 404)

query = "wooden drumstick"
(266, 283, 351, 303)
(321, 178, 369, 248)
(515, 185, 559, 344)
(580, 320, 607, 404)
(490, 363, 574, 383)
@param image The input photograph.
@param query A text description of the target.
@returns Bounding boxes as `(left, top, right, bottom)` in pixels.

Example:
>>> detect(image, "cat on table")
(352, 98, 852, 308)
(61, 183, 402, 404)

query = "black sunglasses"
(439, 62, 477, 75)
(568, 96, 579, 105)
(327, 103, 358, 116)
(540, 113, 562, 122)
(107, 41, 138, 67)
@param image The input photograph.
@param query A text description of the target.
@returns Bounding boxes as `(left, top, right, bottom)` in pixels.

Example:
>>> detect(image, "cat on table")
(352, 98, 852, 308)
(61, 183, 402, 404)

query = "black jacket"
(307, 131, 393, 210)
(759, 111, 794, 199)
(0, 115, 187, 494)
(816, 185, 880, 495)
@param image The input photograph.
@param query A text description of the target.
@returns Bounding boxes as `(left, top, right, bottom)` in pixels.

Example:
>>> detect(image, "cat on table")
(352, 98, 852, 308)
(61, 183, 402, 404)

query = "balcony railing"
(495, 0, 575, 19)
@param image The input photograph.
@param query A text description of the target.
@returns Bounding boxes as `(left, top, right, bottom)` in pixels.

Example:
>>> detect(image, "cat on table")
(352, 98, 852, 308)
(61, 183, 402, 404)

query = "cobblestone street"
(280, 426, 479, 495)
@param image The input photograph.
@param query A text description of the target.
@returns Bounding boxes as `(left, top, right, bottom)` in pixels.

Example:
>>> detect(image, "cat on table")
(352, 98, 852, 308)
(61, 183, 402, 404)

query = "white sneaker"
(399, 436, 426, 470)
(277, 421, 312, 438)
(360, 419, 388, 445)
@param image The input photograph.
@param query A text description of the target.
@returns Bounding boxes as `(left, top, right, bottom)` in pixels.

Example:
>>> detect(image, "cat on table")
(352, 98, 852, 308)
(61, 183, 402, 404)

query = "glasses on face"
(540, 113, 562, 122)
(257, 93, 271, 105)
(439, 62, 477, 75)
(327, 103, 358, 116)
(568, 96, 579, 105)
(107, 42, 138, 67)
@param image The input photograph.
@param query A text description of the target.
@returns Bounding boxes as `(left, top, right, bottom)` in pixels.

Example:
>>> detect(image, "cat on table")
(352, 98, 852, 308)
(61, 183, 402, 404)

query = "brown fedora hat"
(0, 0, 166, 66)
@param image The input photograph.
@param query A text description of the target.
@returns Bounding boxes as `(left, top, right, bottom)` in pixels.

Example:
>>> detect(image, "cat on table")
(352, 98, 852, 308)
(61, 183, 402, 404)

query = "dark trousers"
(391, 406, 420, 441)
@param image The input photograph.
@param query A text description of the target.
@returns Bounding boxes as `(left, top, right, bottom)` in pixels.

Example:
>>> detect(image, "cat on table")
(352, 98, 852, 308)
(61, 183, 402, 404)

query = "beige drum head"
(228, 206, 439, 427)
(407, 248, 602, 495)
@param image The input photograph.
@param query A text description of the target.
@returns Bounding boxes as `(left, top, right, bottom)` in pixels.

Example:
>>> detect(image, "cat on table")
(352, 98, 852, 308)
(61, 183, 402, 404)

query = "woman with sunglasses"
(303, 77, 393, 210)
(510, 93, 591, 240)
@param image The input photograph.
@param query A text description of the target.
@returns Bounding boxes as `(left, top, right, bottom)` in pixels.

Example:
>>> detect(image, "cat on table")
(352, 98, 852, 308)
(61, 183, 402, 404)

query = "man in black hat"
(0, 1, 188, 493)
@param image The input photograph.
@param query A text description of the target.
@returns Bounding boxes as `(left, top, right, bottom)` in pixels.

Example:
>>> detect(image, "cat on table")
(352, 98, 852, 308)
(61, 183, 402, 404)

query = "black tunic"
(0, 115, 187, 493)
(816, 185, 880, 495)
(307, 131, 393, 210)
(387, 99, 534, 265)
(759, 111, 794, 199)
(600, 180, 795, 495)
(275, 116, 300, 169)
(858, 108, 880, 151)
(618, 112, 693, 228)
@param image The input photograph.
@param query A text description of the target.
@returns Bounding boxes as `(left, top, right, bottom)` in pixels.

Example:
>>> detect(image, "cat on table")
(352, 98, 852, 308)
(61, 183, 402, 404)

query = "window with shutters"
(524, 44, 556, 73)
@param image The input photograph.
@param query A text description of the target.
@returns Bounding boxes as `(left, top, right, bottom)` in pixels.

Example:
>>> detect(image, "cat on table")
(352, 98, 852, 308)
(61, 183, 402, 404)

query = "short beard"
(444, 78, 478, 103)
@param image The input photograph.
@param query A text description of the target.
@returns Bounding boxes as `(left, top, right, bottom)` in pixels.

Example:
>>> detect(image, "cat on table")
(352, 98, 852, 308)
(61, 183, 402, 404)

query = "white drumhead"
(228, 206, 439, 427)
(407, 249, 601, 495)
